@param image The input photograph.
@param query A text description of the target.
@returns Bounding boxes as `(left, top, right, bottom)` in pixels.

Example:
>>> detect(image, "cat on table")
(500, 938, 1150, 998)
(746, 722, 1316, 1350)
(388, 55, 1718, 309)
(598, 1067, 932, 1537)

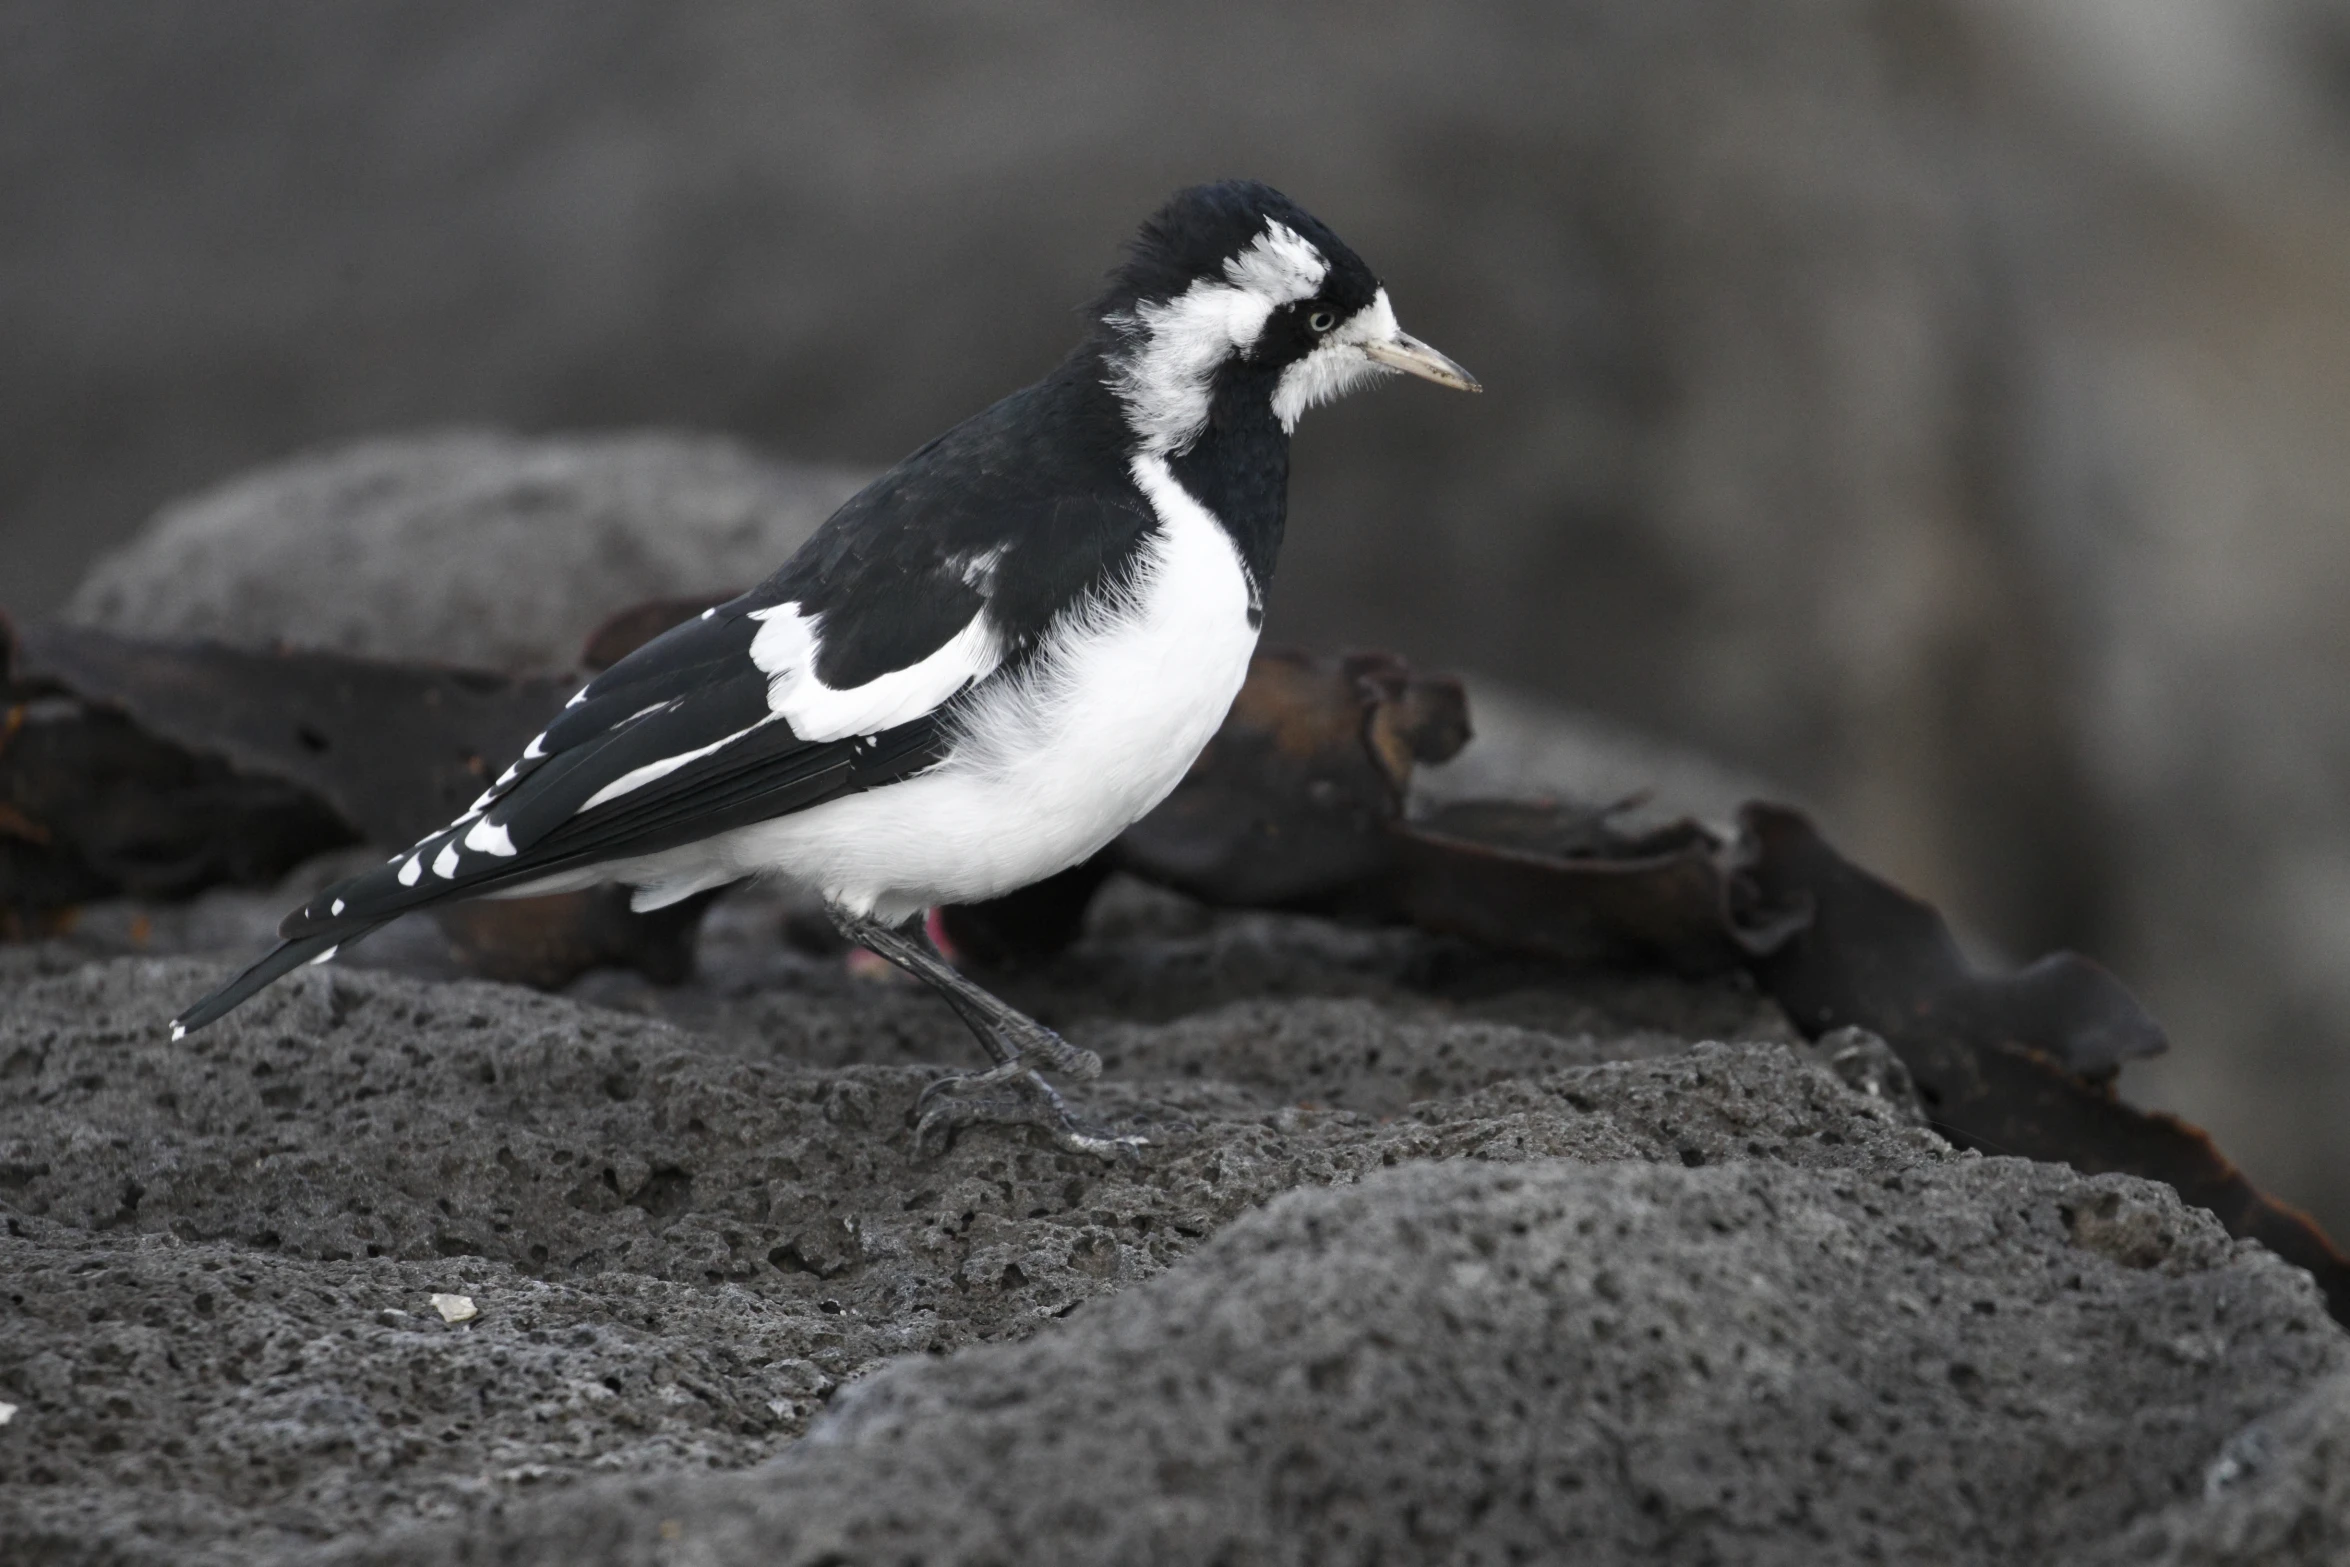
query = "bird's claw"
(910, 1023, 1098, 1120)
(911, 1067, 1146, 1162)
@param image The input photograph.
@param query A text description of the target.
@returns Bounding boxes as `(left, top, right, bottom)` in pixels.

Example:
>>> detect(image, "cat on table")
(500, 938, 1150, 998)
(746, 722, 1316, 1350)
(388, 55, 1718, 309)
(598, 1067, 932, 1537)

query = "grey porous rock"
(64, 431, 868, 674)
(2, 900, 2345, 1565)
(332, 1158, 2342, 1567)
(2095, 1367, 2350, 1567)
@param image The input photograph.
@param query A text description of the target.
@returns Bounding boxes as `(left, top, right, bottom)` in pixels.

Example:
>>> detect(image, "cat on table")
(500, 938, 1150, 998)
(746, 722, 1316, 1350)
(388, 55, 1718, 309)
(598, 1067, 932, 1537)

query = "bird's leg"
(830, 909, 1144, 1160)
(834, 911, 1099, 1078)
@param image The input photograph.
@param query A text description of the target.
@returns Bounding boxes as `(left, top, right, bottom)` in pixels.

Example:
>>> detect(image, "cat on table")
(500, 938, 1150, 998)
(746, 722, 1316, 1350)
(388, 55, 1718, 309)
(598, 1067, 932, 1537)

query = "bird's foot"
(996, 1016, 1102, 1082)
(912, 1019, 1097, 1118)
(912, 1065, 1144, 1161)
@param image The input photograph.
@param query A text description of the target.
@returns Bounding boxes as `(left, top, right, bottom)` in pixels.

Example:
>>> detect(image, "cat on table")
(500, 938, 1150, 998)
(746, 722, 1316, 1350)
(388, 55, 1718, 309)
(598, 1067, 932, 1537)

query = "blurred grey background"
(7, 1, 2350, 1228)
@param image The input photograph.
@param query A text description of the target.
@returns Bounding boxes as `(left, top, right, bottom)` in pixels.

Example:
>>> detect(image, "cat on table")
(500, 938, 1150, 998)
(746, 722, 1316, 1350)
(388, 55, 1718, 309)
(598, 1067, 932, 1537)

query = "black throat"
(1163, 355, 1290, 609)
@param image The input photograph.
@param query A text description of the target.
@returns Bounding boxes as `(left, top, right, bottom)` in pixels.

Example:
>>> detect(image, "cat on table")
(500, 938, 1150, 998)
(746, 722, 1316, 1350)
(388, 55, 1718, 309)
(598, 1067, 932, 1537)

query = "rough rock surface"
(63, 432, 866, 673)
(2095, 1369, 2350, 1567)
(328, 1159, 2345, 1567)
(2, 888, 2344, 1564)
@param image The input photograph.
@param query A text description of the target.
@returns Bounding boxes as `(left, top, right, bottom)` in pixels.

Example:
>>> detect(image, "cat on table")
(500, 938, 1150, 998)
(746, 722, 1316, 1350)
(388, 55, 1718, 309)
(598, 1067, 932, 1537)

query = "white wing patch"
(747, 603, 1001, 744)
(577, 718, 772, 811)
(462, 818, 517, 857)
(951, 544, 1008, 589)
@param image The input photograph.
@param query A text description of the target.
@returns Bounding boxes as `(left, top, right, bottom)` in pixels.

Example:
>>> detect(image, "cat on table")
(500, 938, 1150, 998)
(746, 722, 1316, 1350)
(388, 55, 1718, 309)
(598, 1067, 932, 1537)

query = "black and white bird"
(173, 180, 1479, 1153)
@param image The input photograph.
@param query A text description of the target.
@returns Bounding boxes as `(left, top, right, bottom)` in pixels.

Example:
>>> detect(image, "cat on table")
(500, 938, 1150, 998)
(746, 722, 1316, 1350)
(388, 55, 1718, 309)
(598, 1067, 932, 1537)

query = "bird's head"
(1095, 180, 1479, 454)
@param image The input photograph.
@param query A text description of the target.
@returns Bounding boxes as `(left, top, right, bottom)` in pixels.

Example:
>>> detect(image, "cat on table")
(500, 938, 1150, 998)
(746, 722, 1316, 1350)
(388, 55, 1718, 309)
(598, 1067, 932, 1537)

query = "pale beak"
(1362, 331, 1482, 393)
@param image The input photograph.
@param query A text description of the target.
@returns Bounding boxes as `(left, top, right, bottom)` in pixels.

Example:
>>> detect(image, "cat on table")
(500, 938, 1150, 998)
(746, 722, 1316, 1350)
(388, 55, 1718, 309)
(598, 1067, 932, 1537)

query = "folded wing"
(173, 581, 992, 1033)
(174, 377, 1159, 1035)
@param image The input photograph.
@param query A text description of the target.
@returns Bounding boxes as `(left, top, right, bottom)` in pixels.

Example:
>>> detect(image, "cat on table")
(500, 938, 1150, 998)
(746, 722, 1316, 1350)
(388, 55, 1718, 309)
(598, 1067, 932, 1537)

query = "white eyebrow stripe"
(1107, 220, 1330, 454)
(1223, 220, 1328, 304)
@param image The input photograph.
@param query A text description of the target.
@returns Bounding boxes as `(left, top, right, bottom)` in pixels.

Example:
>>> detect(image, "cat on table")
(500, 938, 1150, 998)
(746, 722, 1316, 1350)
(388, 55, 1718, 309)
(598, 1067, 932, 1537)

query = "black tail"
(171, 921, 390, 1038)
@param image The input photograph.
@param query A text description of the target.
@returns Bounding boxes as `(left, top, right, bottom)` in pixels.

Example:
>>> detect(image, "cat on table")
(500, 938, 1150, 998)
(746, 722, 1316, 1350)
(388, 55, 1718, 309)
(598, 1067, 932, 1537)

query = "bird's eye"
(1307, 308, 1336, 334)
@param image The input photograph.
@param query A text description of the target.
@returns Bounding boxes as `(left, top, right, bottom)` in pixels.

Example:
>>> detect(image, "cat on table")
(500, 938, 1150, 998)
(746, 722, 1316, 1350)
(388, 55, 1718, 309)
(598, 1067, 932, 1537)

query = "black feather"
(172, 928, 378, 1035)
(754, 376, 1154, 673)
(1095, 179, 1374, 320)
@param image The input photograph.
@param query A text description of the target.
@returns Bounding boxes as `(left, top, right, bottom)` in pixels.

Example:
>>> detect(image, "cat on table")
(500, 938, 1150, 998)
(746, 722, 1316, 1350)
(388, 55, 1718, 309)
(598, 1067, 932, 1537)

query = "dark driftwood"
(1731, 804, 2350, 1320)
(13, 618, 571, 848)
(1, 614, 676, 988)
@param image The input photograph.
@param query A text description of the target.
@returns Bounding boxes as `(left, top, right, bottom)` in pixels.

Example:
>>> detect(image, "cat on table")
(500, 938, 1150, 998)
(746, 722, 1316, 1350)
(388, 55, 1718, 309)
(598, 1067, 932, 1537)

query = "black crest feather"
(1095, 179, 1371, 316)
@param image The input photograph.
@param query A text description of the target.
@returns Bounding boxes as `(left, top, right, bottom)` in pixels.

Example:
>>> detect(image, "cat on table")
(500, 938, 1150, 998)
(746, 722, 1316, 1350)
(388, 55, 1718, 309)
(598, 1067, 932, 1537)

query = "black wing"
(171, 606, 948, 1033)
(174, 364, 1156, 1035)
(760, 364, 1156, 674)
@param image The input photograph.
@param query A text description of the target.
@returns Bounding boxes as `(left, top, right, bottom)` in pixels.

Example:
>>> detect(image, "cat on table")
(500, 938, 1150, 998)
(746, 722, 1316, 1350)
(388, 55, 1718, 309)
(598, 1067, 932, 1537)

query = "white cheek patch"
(1109, 220, 1331, 453)
(747, 602, 1003, 744)
(1272, 287, 1398, 432)
(1109, 286, 1275, 452)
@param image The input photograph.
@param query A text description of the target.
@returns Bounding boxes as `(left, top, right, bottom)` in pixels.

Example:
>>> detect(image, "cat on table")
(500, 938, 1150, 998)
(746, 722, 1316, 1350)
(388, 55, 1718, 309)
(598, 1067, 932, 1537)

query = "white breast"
(665, 453, 1260, 921)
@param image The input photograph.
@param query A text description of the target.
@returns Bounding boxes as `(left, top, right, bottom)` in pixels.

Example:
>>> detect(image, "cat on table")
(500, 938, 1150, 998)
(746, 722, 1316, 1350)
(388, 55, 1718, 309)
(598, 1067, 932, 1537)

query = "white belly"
(678, 458, 1260, 921)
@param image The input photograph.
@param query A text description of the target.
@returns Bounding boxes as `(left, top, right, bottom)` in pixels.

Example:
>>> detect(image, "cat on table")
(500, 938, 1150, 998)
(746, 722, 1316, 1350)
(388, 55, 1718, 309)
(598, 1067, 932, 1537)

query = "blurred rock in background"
(6, 0, 2350, 1229)
(66, 431, 862, 671)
